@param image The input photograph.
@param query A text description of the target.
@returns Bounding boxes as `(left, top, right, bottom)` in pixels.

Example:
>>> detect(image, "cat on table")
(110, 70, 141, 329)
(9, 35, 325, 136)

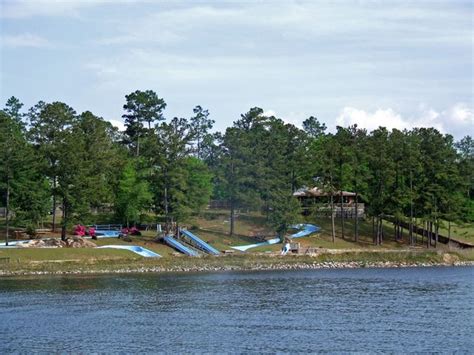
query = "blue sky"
(1, 0, 472, 138)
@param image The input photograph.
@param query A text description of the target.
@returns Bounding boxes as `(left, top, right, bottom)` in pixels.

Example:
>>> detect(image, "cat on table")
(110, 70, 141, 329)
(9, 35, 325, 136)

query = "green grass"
(188, 211, 273, 239)
(188, 213, 466, 252)
(1, 250, 471, 277)
(0, 247, 137, 262)
(410, 218, 474, 244)
(93, 232, 178, 257)
(1, 210, 473, 276)
(437, 221, 474, 244)
(305, 217, 428, 249)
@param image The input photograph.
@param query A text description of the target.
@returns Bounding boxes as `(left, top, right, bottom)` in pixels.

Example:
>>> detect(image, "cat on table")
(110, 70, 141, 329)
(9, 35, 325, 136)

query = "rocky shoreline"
(1, 260, 473, 277)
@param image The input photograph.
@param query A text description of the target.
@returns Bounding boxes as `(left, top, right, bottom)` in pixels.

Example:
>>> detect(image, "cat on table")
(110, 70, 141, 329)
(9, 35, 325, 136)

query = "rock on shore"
(18, 237, 97, 248)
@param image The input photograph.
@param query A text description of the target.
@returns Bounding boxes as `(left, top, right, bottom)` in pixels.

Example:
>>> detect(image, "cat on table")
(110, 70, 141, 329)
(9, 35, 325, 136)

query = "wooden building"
(293, 187, 365, 218)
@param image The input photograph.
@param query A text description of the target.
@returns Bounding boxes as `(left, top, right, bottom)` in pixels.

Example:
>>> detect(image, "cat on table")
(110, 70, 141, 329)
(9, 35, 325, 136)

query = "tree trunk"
(381, 219, 384, 244)
(340, 191, 345, 239)
(52, 177, 57, 232)
(422, 220, 426, 248)
(379, 217, 383, 245)
(448, 220, 451, 243)
(330, 194, 335, 243)
(428, 221, 431, 246)
(229, 159, 235, 237)
(372, 216, 376, 245)
(61, 200, 67, 241)
(375, 217, 379, 245)
(291, 170, 296, 193)
(264, 195, 270, 221)
(5, 177, 10, 246)
(230, 200, 235, 237)
(377, 217, 381, 245)
(430, 221, 434, 247)
(164, 183, 169, 233)
(423, 221, 430, 249)
(409, 172, 413, 245)
(413, 219, 418, 245)
(354, 191, 359, 242)
(196, 136, 201, 160)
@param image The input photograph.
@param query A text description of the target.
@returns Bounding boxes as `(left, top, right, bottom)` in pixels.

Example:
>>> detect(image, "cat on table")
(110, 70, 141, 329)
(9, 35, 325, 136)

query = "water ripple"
(0, 267, 473, 353)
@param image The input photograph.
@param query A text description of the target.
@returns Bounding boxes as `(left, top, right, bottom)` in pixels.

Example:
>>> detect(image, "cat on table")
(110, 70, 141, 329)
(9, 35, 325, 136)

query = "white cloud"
(95, 30, 183, 46)
(2, 1, 470, 138)
(336, 107, 407, 132)
(335, 103, 473, 138)
(445, 103, 473, 125)
(1, 33, 52, 48)
(262, 110, 276, 117)
(107, 119, 125, 131)
(262, 110, 313, 129)
(1, 0, 121, 18)
(102, 2, 470, 48)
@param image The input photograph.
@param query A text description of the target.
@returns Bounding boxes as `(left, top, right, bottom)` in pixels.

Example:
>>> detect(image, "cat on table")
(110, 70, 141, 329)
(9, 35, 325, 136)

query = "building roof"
(293, 187, 356, 197)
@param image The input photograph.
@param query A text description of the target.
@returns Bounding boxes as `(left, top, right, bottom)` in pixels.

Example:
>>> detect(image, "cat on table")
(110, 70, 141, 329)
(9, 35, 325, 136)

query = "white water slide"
(231, 223, 320, 252)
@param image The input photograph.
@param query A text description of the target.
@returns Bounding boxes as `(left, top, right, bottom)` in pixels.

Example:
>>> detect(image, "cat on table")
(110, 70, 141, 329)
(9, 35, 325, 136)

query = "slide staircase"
(179, 229, 220, 255)
(163, 235, 200, 257)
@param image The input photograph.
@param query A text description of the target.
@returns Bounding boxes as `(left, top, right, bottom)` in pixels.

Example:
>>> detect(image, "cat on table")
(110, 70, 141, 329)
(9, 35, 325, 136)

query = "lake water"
(1, 267, 473, 353)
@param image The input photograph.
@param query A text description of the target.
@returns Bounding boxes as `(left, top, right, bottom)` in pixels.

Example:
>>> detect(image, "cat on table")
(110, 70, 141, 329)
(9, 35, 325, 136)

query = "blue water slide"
(179, 229, 220, 255)
(95, 230, 121, 237)
(231, 223, 320, 252)
(98, 245, 161, 258)
(163, 235, 200, 256)
(290, 223, 319, 238)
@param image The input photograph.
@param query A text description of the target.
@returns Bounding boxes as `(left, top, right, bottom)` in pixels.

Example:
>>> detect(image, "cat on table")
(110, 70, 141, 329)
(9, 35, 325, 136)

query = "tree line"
(1, 91, 472, 246)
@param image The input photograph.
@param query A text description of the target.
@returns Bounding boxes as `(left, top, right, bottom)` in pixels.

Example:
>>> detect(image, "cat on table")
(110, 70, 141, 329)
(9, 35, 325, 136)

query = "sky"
(0, 0, 472, 139)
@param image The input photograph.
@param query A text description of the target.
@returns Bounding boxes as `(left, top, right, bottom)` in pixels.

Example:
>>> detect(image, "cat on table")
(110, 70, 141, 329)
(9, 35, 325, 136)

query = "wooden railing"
(302, 204, 365, 218)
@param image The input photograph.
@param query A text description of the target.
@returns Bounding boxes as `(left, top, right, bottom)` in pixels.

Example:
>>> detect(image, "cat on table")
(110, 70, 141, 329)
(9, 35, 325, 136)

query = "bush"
(25, 225, 37, 238)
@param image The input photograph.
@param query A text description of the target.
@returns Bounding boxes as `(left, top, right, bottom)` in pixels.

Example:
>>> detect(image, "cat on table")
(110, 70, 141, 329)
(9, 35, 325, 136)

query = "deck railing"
(302, 204, 365, 218)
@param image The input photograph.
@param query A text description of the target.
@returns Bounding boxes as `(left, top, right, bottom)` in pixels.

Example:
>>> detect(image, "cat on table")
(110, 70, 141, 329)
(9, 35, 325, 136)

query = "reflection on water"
(1, 267, 473, 353)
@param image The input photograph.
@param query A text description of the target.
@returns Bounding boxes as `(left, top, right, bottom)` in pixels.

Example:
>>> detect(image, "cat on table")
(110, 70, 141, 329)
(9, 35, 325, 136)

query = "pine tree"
(268, 189, 302, 241)
(366, 128, 394, 245)
(0, 110, 48, 243)
(302, 116, 326, 139)
(115, 160, 152, 227)
(190, 105, 214, 159)
(28, 101, 77, 233)
(122, 90, 166, 156)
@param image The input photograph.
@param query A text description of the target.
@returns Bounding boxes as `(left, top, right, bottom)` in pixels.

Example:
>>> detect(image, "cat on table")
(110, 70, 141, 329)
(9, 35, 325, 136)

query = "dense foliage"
(1, 91, 472, 245)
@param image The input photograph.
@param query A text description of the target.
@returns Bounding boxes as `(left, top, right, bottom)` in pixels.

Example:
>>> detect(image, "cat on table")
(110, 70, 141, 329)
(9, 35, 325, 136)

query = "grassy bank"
(1, 249, 473, 277)
(1, 210, 473, 277)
